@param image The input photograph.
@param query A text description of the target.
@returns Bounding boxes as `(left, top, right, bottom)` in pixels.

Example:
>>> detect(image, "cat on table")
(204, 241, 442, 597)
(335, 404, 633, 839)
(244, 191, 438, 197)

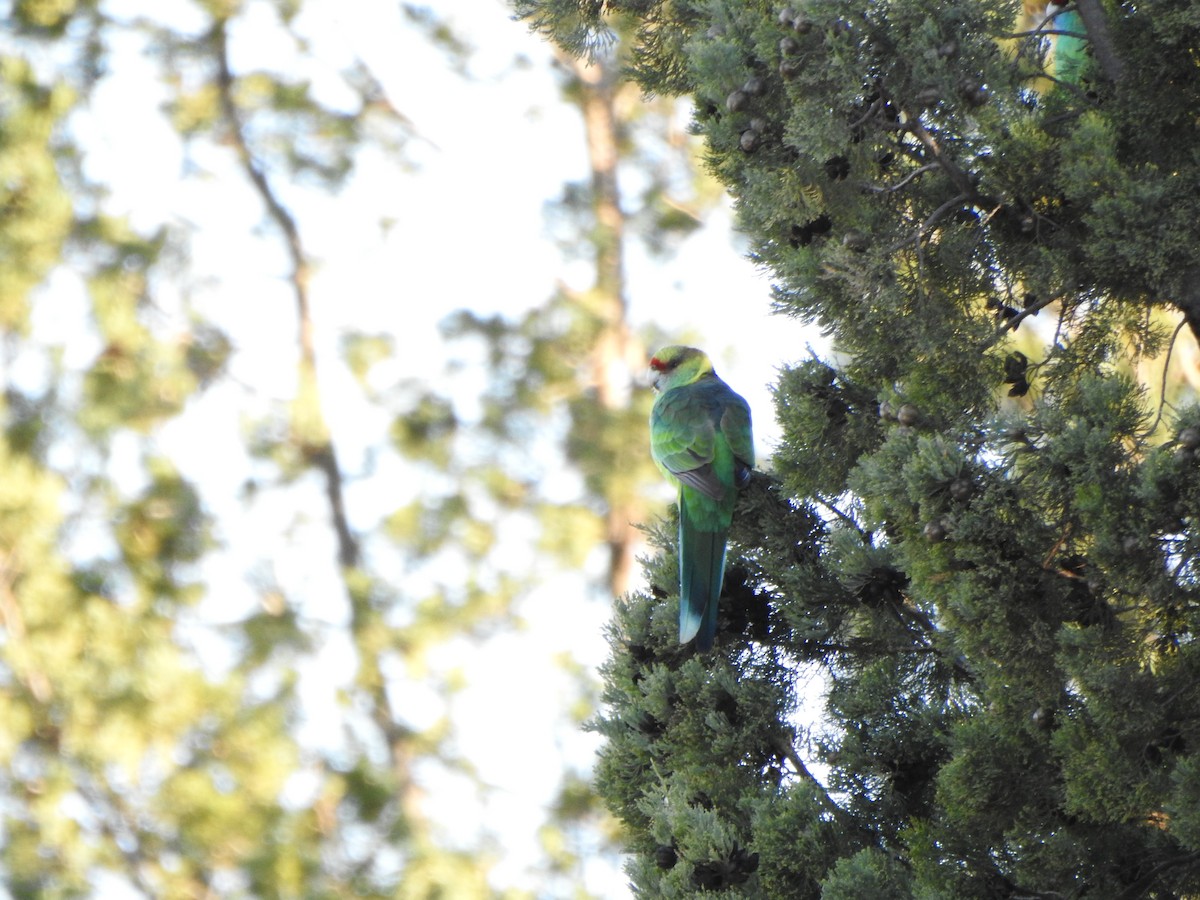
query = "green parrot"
(1045, 1, 1088, 86)
(1002, 0, 1089, 93)
(649, 346, 754, 650)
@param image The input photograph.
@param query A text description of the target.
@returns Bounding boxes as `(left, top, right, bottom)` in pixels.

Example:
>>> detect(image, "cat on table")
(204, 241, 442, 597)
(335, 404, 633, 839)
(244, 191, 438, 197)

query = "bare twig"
(981, 294, 1062, 351)
(1137, 317, 1188, 440)
(847, 96, 884, 132)
(772, 733, 856, 829)
(917, 193, 971, 244)
(864, 162, 938, 195)
(212, 20, 359, 570)
(815, 496, 865, 536)
(1040, 524, 1073, 570)
(1052, 295, 1071, 348)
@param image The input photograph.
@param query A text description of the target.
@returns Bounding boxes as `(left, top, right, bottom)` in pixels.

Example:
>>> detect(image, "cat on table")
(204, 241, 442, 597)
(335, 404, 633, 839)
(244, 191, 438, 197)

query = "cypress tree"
(518, 1, 1200, 895)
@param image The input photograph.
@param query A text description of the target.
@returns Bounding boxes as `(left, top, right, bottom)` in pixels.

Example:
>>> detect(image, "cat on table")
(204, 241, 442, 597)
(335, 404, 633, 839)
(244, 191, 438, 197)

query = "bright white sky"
(32, 0, 826, 896)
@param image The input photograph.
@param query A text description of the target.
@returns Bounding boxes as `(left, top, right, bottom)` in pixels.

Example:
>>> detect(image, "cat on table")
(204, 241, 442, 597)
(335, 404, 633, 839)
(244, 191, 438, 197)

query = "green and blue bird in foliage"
(649, 346, 754, 650)
(1003, 0, 1090, 93)
(1044, 0, 1088, 86)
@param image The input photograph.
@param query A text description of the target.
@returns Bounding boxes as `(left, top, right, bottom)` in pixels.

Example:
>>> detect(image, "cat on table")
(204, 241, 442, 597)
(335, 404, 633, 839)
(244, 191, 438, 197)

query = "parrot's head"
(649, 345, 714, 392)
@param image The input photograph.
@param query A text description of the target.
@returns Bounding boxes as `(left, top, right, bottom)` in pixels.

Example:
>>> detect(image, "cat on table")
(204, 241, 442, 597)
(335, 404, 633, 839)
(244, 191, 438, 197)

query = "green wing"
(721, 392, 754, 472)
(651, 385, 722, 498)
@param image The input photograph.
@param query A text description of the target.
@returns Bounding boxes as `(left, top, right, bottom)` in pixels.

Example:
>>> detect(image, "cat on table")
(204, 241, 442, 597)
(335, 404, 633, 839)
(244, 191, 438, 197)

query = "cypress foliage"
(520, 0, 1200, 895)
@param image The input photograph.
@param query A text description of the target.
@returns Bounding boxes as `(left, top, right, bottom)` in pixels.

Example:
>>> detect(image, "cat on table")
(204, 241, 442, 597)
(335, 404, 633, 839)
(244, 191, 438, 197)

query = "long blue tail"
(678, 500, 727, 651)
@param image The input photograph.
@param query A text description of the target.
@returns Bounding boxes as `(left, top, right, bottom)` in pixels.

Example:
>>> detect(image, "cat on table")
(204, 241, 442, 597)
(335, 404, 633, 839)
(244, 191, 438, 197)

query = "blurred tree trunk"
(570, 51, 642, 597)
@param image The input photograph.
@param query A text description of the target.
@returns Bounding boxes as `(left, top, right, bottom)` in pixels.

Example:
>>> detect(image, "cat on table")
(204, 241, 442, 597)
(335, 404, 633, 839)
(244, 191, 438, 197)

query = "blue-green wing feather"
(1053, 9, 1087, 85)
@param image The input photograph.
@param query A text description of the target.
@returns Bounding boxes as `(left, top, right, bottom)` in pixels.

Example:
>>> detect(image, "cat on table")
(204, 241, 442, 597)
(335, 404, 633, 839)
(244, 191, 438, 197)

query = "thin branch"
(873, 79, 987, 204)
(913, 193, 970, 289)
(1040, 523, 1073, 570)
(847, 96, 884, 132)
(1005, 28, 1088, 40)
(864, 162, 938, 195)
(1114, 851, 1200, 900)
(1075, 0, 1125, 84)
(981, 293, 1062, 351)
(772, 733, 856, 830)
(1137, 317, 1188, 440)
(212, 20, 359, 570)
(1052, 294, 1072, 348)
(904, 117, 979, 200)
(917, 193, 970, 245)
(815, 496, 866, 536)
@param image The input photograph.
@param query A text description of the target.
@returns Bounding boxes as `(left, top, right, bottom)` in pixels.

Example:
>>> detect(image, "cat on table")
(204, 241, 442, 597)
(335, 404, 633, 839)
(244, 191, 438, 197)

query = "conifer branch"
(1114, 851, 1200, 900)
(530, 4, 1200, 892)
(904, 117, 981, 203)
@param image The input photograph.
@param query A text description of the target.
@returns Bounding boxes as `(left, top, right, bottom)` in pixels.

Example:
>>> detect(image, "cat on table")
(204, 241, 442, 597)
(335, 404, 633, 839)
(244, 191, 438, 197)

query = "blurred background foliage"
(0, 0, 740, 895)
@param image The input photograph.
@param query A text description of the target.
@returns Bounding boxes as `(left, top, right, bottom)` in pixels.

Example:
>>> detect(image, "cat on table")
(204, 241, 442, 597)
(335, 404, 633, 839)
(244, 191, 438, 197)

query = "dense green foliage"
(520, 0, 1200, 896)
